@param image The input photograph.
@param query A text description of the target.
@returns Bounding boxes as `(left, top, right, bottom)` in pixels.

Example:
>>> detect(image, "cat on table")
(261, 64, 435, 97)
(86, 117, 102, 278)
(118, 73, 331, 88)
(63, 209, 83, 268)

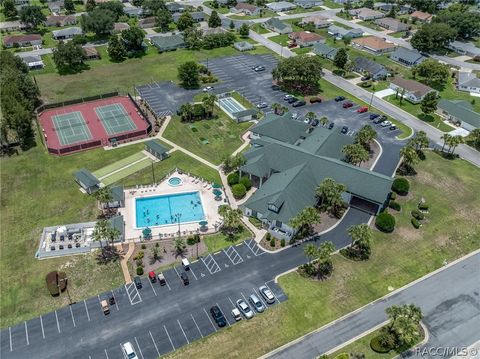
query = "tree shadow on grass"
(57, 63, 91, 75)
(96, 246, 121, 265)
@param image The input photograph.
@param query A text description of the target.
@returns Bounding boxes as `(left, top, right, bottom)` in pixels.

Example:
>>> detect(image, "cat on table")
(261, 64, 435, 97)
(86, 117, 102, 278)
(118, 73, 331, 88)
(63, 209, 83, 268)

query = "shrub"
(187, 236, 196, 245)
(280, 238, 286, 247)
(392, 178, 410, 195)
(359, 80, 372, 88)
(266, 232, 271, 241)
(270, 238, 276, 247)
(411, 209, 424, 220)
(227, 172, 239, 186)
(370, 335, 392, 353)
(334, 354, 349, 359)
(388, 200, 401, 211)
(46, 271, 60, 297)
(375, 212, 396, 233)
(239, 176, 252, 190)
(411, 217, 421, 228)
(418, 202, 429, 211)
(141, 244, 146, 249)
(135, 258, 143, 267)
(390, 192, 397, 200)
(136, 266, 144, 275)
(231, 183, 247, 199)
(134, 251, 144, 260)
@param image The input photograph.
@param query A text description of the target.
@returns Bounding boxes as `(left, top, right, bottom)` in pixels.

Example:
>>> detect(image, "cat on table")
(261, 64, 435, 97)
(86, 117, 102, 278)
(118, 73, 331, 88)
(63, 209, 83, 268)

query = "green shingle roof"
(110, 185, 124, 202)
(145, 139, 168, 155)
(151, 34, 185, 50)
(250, 113, 310, 144)
(74, 169, 99, 188)
(438, 99, 480, 129)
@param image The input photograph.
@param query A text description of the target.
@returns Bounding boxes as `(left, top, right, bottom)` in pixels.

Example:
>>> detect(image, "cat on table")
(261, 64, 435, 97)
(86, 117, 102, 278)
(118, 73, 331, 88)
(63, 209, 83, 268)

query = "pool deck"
(119, 171, 224, 241)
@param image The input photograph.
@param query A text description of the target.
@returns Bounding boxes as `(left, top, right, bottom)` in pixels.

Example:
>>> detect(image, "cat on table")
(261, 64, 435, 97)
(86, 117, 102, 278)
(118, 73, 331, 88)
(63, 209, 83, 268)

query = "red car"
(148, 271, 156, 283)
(357, 106, 368, 113)
(343, 102, 353, 109)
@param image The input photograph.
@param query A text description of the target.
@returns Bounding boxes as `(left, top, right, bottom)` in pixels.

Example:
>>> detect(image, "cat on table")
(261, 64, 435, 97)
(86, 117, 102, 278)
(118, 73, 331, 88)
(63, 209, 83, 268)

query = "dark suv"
(133, 276, 142, 289)
(210, 305, 227, 327)
(180, 272, 189, 285)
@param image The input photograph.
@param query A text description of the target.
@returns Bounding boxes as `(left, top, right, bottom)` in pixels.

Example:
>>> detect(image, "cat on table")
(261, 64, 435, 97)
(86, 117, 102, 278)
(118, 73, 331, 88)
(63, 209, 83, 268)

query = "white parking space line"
(9, 327, 12, 351)
(24, 321, 29, 345)
(201, 254, 221, 274)
(124, 282, 142, 305)
(134, 336, 145, 359)
(164, 325, 175, 350)
(84, 300, 91, 321)
(177, 319, 190, 344)
(39, 316, 45, 339)
(148, 278, 158, 296)
(111, 291, 119, 311)
(54, 310, 61, 333)
(191, 314, 203, 338)
(216, 302, 230, 326)
(203, 308, 217, 332)
(173, 266, 182, 279)
(241, 292, 255, 312)
(253, 288, 268, 308)
(104, 348, 109, 359)
(149, 331, 160, 357)
(264, 282, 280, 304)
(189, 267, 198, 281)
(223, 246, 243, 265)
(165, 278, 171, 291)
(69, 306, 76, 327)
(228, 297, 235, 307)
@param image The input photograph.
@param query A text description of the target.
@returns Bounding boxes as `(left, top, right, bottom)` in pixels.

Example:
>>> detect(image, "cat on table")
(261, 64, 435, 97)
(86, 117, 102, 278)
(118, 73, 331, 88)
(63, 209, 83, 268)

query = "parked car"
(334, 96, 345, 102)
(249, 293, 265, 313)
(309, 97, 322, 103)
(121, 342, 138, 359)
(328, 122, 334, 130)
(210, 305, 227, 327)
(133, 276, 142, 289)
(369, 113, 380, 120)
(341, 126, 349, 134)
(180, 272, 189, 285)
(231, 308, 242, 321)
(379, 115, 388, 121)
(381, 120, 392, 127)
(373, 118, 384, 124)
(271, 84, 280, 91)
(148, 271, 156, 283)
(284, 94, 294, 101)
(311, 119, 319, 127)
(253, 65, 265, 72)
(357, 106, 368, 113)
(101, 300, 110, 315)
(361, 75, 371, 81)
(236, 299, 254, 319)
(108, 295, 115, 305)
(203, 86, 214, 92)
(259, 285, 275, 304)
(157, 272, 166, 286)
(291, 112, 300, 120)
(257, 102, 268, 109)
(287, 97, 298, 104)
(303, 117, 311, 124)
(343, 102, 353, 109)
(292, 100, 306, 107)
(182, 258, 190, 270)
(389, 125, 397, 131)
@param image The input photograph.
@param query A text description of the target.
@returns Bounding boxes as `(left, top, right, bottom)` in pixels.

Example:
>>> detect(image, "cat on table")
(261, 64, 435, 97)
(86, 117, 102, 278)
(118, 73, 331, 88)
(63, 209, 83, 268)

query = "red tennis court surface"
(38, 96, 151, 155)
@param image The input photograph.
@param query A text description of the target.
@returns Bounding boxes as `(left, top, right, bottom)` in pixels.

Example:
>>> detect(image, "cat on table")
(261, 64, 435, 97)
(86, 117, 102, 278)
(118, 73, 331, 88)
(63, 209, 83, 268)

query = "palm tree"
(342, 144, 369, 166)
(449, 135, 463, 154)
(411, 130, 429, 151)
(219, 206, 242, 237)
(315, 178, 347, 215)
(150, 246, 162, 264)
(179, 103, 194, 122)
(94, 187, 113, 210)
(288, 206, 320, 237)
(440, 133, 452, 152)
(304, 243, 318, 261)
(92, 219, 109, 248)
(271, 102, 282, 115)
(105, 226, 120, 247)
(172, 237, 186, 256)
(202, 93, 216, 117)
(355, 125, 377, 150)
(305, 111, 316, 123)
(347, 224, 372, 248)
(399, 88, 406, 105)
(319, 116, 329, 127)
(400, 145, 420, 169)
(386, 304, 423, 346)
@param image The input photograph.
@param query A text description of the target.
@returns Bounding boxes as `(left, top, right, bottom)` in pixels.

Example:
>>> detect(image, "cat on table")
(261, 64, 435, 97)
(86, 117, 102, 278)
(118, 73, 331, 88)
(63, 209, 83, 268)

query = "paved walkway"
(117, 242, 135, 284)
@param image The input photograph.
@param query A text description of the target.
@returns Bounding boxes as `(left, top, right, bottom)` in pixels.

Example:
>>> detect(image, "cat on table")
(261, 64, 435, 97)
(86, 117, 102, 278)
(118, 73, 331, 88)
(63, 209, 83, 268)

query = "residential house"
(123, 5, 143, 17)
(113, 22, 130, 33)
(266, 1, 297, 12)
(240, 113, 393, 239)
(83, 46, 101, 60)
(48, 0, 64, 13)
(437, 100, 480, 132)
(234, 41, 255, 51)
(262, 18, 292, 34)
(151, 34, 186, 52)
(446, 41, 480, 58)
(21, 55, 44, 69)
(300, 15, 329, 29)
(202, 27, 227, 36)
(327, 25, 363, 39)
(352, 36, 396, 55)
(288, 31, 325, 47)
(0, 20, 27, 31)
(294, 0, 323, 9)
(410, 10, 433, 23)
(390, 47, 426, 67)
(374, 3, 412, 14)
(374, 17, 408, 32)
(166, 2, 186, 13)
(3, 34, 42, 48)
(45, 15, 77, 27)
(353, 56, 388, 80)
(348, 7, 384, 20)
(313, 43, 339, 60)
(457, 71, 480, 95)
(230, 3, 261, 16)
(172, 12, 205, 23)
(389, 77, 435, 104)
(52, 27, 83, 40)
(138, 17, 156, 29)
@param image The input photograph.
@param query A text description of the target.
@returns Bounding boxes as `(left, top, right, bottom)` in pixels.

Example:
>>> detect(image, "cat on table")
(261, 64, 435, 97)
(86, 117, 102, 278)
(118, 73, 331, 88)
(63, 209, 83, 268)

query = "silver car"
(259, 285, 275, 304)
(236, 299, 254, 319)
(249, 293, 265, 313)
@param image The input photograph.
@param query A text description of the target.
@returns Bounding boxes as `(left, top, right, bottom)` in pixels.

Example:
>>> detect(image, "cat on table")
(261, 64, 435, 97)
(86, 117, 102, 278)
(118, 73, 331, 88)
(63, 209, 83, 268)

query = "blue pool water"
(135, 192, 205, 228)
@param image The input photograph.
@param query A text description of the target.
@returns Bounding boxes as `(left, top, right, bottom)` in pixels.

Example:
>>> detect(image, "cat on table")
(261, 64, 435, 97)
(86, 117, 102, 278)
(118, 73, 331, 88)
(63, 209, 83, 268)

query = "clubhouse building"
(240, 113, 393, 239)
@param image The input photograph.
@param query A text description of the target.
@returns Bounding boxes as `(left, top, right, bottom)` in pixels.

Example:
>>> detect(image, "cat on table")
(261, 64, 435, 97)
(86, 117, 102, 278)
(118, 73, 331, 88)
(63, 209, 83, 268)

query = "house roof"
(52, 27, 82, 37)
(108, 215, 124, 236)
(301, 15, 329, 26)
(327, 25, 363, 37)
(410, 10, 433, 21)
(352, 36, 396, 51)
(166, 2, 185, 11)
(350, 7, 384, 18)
(46, 15, 76, 25)
(390, 47, 425, 64)
(374, 17, 406, 29)
(448, 41, 480, 57)
(313, 43, 338, 57)
(234, 3, 258, 11)
(74, 169, 100, 188)
(3, 34, 42, 44)
(21, 55, 43, 64)
(250, 112, 310, 144)
(234, 109, 258, 118)
(110, 185, 124, 202)
(0, 20, 24, 29)
(390, 77, 433, 98)
(266, 1, 296, 10)
(145, 139, 169, 155)
(123, 6, 143, 16)
(438, 100, 480, 129)
(172, 11, 205, 21)
(114, 22, 130, 32)
(83, 46, 99, 57)
(48, 1, 64, 10)
(265, 17, 290, 31)
(290, 31, 324, 42)
(458, 71, 480, 88)
(354, 56, 387, 75)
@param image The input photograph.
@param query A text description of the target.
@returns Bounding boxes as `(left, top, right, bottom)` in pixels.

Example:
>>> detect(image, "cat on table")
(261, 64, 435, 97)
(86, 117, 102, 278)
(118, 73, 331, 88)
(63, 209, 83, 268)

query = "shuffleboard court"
(95, 103, 137, 136)
(92, 152, 147, 178)
(218, 97, 246, 115)
(101, 157, 152, 185)
(52, 111, 93, 146)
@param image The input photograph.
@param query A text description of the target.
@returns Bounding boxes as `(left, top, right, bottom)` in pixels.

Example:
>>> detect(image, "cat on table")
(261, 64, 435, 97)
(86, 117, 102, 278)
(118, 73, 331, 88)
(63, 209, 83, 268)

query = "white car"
(291, 113, 299, 120)
(122, 342, 138, 359)
(231, 307, 242, 321)
(259, 285, 275, 304)
(203, 86, 214, 92)
(236, 299, 254, 319)
(249, 293, 265, 313)
(381, 120, 392, 127)
(257, 102, 268, 109)
(284, 94, 294, 101)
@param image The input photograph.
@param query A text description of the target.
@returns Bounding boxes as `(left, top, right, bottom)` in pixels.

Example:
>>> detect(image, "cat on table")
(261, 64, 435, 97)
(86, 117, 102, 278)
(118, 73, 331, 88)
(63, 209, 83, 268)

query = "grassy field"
(250, 23, 271, 34)
(357, 20, 384, 31)
(323, 0, 343, 8)
(163, 114, 252, 165)
(35, 46, 273, 103)
(203, 225, 252, 252)
(165, 151, 480, 359)
(270, 34, 290, 46)
(286, 6, 323, 14)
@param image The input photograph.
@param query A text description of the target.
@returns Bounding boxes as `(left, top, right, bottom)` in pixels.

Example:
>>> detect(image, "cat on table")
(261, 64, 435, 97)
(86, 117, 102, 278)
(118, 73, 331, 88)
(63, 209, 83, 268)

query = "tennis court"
(218, 97, 246, 117)
(52, 111, 93, 146)
(95, 103, 138, 136)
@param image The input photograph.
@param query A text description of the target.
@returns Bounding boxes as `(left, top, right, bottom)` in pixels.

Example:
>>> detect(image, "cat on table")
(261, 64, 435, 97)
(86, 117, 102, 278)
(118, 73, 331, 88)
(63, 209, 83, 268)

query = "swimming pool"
(168, 177, 182, 186)
(135, 192, 205, 228)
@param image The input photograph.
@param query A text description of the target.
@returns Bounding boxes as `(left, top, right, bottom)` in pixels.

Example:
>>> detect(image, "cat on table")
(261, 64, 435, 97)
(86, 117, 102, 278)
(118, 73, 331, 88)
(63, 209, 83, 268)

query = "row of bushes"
(266, 233, 286, 248)
(411, 201, 429, 228)
(227, 172, 252, 199)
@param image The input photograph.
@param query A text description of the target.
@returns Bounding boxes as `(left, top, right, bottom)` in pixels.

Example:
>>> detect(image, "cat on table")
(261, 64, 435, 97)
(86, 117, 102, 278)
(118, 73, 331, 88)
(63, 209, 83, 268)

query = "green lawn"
(270, 34, 290, 46)
(203, 225, 252, 252)
(357, 20, 384, 31)
(165, 151, 480, 359)
(92, 151, 147, 178)
(286, 6, 323, 14)
(163, 114, 252, 165)
(203, 1, 230, 14)
(323, 0, 343, 8)
(35, 46, 274, 103)
(293, 47, 313, 55)
(102, 157, 153, 185)
(385, 95, 455, 132)
(250, 23, 270, 34)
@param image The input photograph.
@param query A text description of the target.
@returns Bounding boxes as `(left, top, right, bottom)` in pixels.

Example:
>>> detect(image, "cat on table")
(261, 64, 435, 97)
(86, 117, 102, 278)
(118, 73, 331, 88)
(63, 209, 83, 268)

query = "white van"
(182, 258, 190, 270)
(121, 342, 138, 359)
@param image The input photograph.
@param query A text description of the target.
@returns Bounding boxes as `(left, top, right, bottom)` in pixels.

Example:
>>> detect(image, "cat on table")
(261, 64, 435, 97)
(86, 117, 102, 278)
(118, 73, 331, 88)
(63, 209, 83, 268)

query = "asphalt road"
(265, 251, 480, 359)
